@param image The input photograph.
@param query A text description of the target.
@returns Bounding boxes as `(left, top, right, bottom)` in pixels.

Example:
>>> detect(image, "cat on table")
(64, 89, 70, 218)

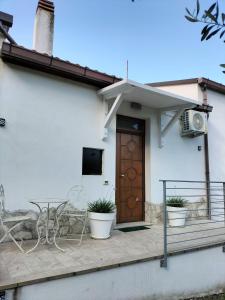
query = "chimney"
(33, 0, 54, 56)
(0, 11, 13, 48)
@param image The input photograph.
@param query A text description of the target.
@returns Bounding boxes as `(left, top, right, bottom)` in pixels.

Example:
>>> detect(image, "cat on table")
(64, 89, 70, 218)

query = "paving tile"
(0, 221, 225, 290)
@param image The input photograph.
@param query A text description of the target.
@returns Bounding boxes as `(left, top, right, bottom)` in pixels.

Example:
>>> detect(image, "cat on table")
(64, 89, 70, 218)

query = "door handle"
(121, 174, 125, 177)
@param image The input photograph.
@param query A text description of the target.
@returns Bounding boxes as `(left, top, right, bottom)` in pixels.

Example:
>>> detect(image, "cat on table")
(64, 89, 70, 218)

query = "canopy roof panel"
(98, 79, 199, 109)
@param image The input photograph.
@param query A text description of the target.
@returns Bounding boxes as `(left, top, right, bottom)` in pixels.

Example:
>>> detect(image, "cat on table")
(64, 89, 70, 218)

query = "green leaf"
(201, 25, 215, 41)
(196, 0, 200, 16)
(207, 2, 217, 15)
(215, 1, 219, 21)
(201, 24, 209, 35)
(185, 8, 192, 16)
(205, 10, 217, 22)
(222, 13, 225, 24)
(206, 28, 221, 40)
(220, 64, 225, 68)
(185, 15, 198, 22)
(220, 30, 225, 39)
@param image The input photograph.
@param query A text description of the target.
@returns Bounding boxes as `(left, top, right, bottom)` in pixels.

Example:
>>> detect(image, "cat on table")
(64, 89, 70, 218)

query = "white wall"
(156, 83, 202, 102)
(208, 89, 225, 181)
(10, 246, 225, 300)
(0, 59, 206, 211)
(207, 90, 225, 220)
(0, 61, 116, 210)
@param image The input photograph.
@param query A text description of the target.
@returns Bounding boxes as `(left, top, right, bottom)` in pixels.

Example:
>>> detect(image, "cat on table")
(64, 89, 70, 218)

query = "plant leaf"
(201, 25, 215, 41)
(207, 2, 217, 15)
(185, 15, 198, 22)
(205, 10, 217, 22)
(196, 0, 200, 16)
(215, 1, 219, 21)
(222, 13, 225, 24)
(206, 28, 221, 40)
(220, 30, 225, 39)
(201, 24, 209, 35)
(185, 7, 192, 16)
(220, 64, 225, 68)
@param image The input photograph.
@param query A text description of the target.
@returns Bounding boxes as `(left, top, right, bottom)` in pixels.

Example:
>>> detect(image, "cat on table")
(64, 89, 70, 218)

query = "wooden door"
(116, 127, 145, 223)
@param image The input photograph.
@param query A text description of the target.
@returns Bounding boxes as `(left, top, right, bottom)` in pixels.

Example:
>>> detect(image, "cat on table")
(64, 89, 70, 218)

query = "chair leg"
(79, 214, 88, 246)
(8, 233, 24, 253)
(0, 222, 25, 253)
(0, 232, 8, 244)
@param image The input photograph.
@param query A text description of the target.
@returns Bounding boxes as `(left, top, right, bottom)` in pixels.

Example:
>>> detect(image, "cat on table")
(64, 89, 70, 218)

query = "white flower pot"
(88, 212, 115, 239)
(167, 206, 187, 227)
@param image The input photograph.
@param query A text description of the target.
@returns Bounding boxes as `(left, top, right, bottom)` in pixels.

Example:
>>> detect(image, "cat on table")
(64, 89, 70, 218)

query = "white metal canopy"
(98, 79, 199, 147)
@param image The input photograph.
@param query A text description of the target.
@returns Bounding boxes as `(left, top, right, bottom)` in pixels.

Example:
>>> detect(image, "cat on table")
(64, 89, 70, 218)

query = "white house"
(2, 1, 225, 300)
(0, 0, 223, 227)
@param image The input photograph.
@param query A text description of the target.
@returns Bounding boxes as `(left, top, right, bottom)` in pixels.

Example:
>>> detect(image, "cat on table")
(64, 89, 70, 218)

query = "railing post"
(160, 180, 168, 268)
(223, 182, 225, 226)
(206, 180, 211, 220)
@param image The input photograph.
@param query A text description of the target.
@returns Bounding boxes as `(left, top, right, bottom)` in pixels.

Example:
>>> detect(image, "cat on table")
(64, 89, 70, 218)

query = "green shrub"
(88, 199, 115, 213)
(166, 197, 186, 208)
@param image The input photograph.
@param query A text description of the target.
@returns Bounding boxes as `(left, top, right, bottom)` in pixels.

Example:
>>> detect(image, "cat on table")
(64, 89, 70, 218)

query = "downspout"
(200, 81, 211, 219)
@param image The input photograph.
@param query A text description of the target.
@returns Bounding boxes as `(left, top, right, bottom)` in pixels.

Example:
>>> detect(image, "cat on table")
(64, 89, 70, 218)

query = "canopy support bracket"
(102, 93, 123, 140)
(158, 104, 194, 148)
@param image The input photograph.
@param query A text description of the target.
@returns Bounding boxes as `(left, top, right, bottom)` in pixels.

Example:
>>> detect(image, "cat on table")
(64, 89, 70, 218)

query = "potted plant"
(88, 199, 115, 239)
(167, 197, 187, 227)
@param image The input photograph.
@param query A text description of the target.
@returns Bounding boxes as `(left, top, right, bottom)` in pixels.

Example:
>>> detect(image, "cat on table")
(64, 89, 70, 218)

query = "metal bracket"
(158, 104, 195, 148)
(160, 258, 167, 268)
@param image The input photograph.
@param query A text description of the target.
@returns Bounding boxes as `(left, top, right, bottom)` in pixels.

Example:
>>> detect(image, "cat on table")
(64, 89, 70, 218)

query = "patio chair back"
(66, 185, 86, 211)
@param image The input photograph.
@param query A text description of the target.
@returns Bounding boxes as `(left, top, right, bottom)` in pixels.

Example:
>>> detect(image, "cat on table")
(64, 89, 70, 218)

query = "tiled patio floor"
(0, 221, 225, 290)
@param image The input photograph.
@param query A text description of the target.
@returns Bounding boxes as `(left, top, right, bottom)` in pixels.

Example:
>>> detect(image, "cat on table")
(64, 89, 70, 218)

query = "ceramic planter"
(88, 212, 115, 239)
(167, 206, 187, 227)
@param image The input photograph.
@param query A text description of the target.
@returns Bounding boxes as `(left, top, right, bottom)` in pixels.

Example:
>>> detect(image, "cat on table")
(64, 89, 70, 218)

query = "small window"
(82, 148, 103, 175)
(117, 115, 145, 134)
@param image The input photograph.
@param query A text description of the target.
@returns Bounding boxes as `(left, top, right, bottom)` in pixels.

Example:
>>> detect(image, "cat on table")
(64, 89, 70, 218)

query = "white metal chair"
(58, 185, 88, 245)
(0, 184, 31, 252)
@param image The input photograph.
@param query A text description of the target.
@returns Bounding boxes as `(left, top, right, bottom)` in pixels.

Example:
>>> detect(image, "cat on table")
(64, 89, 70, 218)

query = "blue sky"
(0, 0, 224, 84)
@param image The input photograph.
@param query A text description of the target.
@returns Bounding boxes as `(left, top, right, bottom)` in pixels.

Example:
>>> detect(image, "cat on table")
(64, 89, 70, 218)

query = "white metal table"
(27, 199, 67, 253)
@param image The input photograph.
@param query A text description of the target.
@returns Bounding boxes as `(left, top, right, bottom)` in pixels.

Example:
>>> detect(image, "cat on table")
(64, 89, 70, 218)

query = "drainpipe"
(199, 81, 211, 219)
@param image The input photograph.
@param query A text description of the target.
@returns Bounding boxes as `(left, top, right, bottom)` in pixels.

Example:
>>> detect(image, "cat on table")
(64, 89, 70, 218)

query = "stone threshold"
(0, 240, 225, 292)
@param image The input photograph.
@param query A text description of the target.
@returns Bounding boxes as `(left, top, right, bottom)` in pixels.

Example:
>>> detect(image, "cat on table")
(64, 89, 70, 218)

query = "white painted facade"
(155, 82, 225, 221)
(0, 56, 206, 216)
(155, 83, 203, 102)
(6, 246, 225, 300)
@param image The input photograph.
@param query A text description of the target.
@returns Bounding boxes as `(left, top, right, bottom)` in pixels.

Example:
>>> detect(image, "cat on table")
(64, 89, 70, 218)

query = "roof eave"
(1, 43, 121, 88)
(148, 77, 225, 96)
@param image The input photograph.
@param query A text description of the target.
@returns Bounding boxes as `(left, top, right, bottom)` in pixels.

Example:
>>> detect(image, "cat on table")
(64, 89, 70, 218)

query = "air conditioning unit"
(181, 110, 207, 137)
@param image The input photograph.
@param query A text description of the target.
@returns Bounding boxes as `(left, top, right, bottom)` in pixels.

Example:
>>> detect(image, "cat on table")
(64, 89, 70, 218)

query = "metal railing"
(160, 180, 225, 268)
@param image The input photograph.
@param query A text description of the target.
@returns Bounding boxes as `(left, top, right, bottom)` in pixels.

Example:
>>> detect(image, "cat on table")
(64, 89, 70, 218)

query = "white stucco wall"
(0, 58, 206, 212)
(207, 89, 225, 181)
(155, 83, 202, 102)
(207, 90, 225, 220)
(0, 60, 116, 210)
(8, 246, 225, 300)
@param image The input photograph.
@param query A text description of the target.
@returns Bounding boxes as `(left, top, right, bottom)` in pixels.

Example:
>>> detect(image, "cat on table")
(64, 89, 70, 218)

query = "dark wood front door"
(116, 116, 145, 223)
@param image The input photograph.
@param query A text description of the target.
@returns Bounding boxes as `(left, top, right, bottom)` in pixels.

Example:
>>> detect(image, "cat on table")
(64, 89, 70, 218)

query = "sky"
(0, 0, 224, 84)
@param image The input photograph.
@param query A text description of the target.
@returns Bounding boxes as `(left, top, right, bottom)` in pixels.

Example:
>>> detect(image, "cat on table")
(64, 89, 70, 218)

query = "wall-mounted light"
(198, 146, 202, 151)
(0, 118, 5, 127)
